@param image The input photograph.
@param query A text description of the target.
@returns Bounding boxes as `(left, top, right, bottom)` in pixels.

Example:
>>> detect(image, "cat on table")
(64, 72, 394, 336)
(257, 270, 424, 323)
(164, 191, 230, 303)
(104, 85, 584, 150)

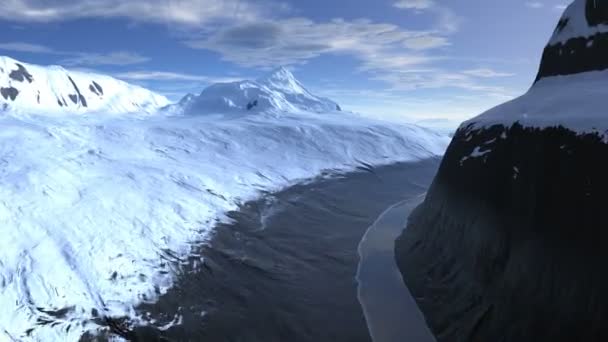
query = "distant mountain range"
(0, 56, 341, 116)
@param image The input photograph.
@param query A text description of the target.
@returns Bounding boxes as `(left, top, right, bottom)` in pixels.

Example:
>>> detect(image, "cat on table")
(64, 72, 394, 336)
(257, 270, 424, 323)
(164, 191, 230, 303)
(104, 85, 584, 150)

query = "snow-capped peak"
(548, 0, 608, 46)
(0, 55, 169, 115)
(257, 67, 308, 94)
(166, 67, 342, 116)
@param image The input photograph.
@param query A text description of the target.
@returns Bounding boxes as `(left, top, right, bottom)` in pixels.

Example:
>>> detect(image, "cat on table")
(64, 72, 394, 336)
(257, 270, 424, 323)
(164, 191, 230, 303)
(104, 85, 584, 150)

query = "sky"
(0, 0, 571, 120)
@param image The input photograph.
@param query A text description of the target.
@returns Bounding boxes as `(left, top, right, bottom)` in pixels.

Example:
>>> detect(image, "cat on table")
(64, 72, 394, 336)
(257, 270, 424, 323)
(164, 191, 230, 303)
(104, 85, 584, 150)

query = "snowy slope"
(0, 110, 449, 341)
(165, 67, 341, 116)
(470, 68, 608, 133)
(468, 0, 608, 133)
(0, 56, 169, 115)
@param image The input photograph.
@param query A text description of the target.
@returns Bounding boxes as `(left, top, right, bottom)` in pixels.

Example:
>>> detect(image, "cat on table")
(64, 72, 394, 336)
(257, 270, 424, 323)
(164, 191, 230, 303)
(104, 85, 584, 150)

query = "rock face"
(395, 1, 608, 341)
(0, 56, 169, 114)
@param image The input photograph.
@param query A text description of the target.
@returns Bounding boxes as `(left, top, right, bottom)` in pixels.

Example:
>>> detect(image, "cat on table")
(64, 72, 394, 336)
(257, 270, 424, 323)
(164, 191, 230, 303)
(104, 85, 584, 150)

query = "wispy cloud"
(0, 42, 56, 54)
(525, 1, 544, 9)
(115, 70, 243, 83)
(554, 4, 568, 11)
(185, 18, 451, 70)
(403, 36, 450, 50)
(369, 69, 512, 94)
(462, 68, 515, 78)
(393, 0, 435, 10)
(61, 51, 149, 66)
(393, 0, 462, 33)
(0, 0, 285, 25)
(0, 41, 148, 66)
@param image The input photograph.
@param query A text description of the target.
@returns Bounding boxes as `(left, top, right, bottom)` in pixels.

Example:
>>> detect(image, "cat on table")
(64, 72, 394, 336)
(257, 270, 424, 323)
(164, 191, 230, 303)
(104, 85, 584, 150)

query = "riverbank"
(86, 158, 440, 341)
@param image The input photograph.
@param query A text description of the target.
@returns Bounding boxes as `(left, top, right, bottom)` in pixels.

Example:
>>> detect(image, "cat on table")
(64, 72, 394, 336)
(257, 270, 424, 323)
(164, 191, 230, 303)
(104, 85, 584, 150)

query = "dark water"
(89, 158, 440, 342)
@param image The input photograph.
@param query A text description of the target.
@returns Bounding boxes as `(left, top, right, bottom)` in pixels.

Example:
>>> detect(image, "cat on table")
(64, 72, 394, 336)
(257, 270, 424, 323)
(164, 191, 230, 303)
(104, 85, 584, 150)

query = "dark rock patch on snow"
(89, 81, 104, 96)
(9, 63, 33, 83)
(1, 87, 19, 101)
(68, 76, 88, 107)
(535, 32, 608, 82)
(89, 84, 100, 96)
(92, 81, 103, 95)
(246, 99, 258, 110)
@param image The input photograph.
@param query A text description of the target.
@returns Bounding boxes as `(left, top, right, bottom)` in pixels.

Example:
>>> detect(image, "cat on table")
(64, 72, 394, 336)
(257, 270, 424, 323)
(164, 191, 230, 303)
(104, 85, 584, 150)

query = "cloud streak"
(393, 0, 435, 10)
(462, 68, 515, 78)
(0, 41, 149, 66)
(61, 52, 149, 66)
(0, 0, 283, 25)
(186, 18, 449, 69)
(115, 70, 243, 83)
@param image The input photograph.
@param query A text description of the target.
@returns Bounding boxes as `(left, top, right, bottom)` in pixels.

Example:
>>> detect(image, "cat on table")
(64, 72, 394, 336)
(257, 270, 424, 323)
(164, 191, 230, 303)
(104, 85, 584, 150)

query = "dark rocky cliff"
(395, 1, 608, 341)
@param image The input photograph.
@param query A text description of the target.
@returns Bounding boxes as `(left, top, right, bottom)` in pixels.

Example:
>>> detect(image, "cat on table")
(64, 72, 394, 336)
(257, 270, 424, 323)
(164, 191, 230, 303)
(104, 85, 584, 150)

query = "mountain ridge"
(0, 55, 169, 115)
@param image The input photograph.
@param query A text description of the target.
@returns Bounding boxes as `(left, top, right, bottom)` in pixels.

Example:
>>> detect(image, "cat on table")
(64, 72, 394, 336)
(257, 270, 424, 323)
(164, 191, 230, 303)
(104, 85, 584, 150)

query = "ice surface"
(0, 56, 169, 115)
(0, 110, 450, 341)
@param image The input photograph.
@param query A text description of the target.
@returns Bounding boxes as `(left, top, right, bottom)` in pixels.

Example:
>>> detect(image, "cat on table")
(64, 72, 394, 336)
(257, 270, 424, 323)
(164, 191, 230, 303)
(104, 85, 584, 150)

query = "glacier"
(0, 57, 451, 341)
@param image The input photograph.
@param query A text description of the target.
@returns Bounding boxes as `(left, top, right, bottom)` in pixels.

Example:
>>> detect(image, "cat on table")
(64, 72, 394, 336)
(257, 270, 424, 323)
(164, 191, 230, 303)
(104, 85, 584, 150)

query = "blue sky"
(0, 0, 570, 120)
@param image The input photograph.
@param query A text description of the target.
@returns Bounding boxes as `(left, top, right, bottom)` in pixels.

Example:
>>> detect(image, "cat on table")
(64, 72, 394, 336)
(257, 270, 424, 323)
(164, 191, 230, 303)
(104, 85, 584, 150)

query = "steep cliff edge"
(395, 1, 608, 341)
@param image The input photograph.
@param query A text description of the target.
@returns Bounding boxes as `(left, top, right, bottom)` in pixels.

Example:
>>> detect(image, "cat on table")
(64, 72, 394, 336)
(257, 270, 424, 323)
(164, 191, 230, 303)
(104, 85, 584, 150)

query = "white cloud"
(393, 0, 461, 33)
(186, 18, 448, 68)
(0, 0, 284, 25)
(0, 41, 149, 66)
(403, 36, 450, 50)
(525, 2, 544, 9)
(393, 0, 435, 10)
(61, 51, 149, 66)
(462, 68, 515, 78)
(0, 42, 57, 54)
(115, 70, 242, 83)
(554, 4, 568, 11)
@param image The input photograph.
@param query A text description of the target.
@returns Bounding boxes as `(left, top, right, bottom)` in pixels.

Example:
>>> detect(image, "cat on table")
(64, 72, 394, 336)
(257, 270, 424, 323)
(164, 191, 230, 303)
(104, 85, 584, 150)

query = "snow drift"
(165, 67, 341, 116)
(395, 1, 608, 341)
(0, 56, 169, 115)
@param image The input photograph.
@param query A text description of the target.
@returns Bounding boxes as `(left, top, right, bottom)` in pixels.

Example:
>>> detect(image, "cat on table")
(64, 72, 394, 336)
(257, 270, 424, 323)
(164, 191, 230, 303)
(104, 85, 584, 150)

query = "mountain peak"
(257, 66, 309, 96)
(536, 0, 608, 82)
(167, 66, 341, 116)
(264, 67, 296, 81)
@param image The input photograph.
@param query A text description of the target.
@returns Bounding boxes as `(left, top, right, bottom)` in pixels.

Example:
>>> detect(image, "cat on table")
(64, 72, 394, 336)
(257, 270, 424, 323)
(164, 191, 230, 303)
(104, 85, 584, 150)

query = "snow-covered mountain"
(166, 67, 341, 116)
(0, 56, 169, 115)
(396, 1, 608, 341)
